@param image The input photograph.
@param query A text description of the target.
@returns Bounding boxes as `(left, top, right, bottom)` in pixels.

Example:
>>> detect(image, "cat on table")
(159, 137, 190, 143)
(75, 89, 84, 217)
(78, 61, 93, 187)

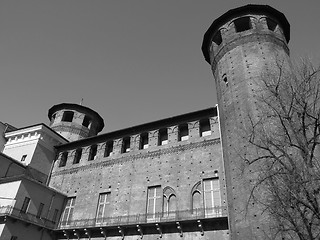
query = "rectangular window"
(147, 186, 162, 219)
(36, 203, 44, 218)
(82, 115, 91, 128)
(59, 152, 68, 167)
(20, 197, 30, 213)
(158, 128, 168, 145)
(139, 133, 149, 149)
(62, 111, 74, 122)
(200, 119, 211, 137)
(104, 141, 113, 157)
(73, 148, 82, 164)
(96, 192, 111, 223)
(121, 137, 130, 153)
(61, 197, 76, 226)
(203, 178, 221, 217)
(52, 209, 59, 223)
(234, 17, 251, 32)
(266, 18, 277, 31)
(212, 30, 222, 46)
(89, 145, 97, 161)
(178, 124, 189, 141)
(21, 155, 27, 162)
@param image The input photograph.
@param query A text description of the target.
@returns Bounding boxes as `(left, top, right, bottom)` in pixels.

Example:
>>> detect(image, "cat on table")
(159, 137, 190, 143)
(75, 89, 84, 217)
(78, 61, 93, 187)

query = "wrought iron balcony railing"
(0, 205, 56, 229)
(58, 206, 227, 230)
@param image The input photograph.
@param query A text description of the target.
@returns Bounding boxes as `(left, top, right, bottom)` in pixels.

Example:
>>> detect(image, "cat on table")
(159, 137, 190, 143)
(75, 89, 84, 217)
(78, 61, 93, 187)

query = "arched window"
(191, 182, 202, 215)
(163, 187, 176, 217)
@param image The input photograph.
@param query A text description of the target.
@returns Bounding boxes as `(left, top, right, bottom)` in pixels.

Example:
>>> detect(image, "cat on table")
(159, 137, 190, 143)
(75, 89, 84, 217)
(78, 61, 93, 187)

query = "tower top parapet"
(48, 103, 104, 141)
(202, 4, 290, 64)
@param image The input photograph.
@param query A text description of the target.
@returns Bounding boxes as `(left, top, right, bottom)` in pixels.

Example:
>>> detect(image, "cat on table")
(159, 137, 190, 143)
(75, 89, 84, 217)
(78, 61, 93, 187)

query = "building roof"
(202, 4, 290, 64)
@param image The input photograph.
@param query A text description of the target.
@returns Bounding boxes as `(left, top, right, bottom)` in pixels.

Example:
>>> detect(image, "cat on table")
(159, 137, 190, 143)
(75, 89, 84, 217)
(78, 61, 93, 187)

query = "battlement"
(202, 4, 290, 67)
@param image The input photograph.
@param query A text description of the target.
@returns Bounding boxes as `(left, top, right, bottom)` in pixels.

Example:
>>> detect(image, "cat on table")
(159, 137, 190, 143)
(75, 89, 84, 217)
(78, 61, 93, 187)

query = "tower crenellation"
(48, 103, 104, 142)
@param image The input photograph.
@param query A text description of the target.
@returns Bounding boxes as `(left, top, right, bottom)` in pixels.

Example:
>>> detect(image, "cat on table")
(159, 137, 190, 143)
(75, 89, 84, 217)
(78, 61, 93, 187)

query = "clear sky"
(1, 1, 319, 133)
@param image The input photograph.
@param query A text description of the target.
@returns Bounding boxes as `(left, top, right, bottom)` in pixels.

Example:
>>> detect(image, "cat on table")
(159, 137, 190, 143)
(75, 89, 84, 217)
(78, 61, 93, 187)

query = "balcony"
(58, 206, 227, 230)
(0, 205, 56, 229)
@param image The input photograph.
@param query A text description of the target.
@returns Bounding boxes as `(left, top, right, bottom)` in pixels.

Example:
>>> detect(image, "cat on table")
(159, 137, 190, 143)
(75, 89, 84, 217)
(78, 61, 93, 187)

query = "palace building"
(0, 4, 291, 240)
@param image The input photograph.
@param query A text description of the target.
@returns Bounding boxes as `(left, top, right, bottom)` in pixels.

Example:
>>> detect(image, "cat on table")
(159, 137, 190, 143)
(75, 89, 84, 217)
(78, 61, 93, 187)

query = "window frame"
(21, 154, 27, 162)
(61, 111, 74, 122)
(147, 186, 162, 220)
(96, 192, 111, 223)
(20, 197, 31, 213)
(61, 197, 76, 226)
(36, 203, 44, 218)
(203, 177, 222, 217)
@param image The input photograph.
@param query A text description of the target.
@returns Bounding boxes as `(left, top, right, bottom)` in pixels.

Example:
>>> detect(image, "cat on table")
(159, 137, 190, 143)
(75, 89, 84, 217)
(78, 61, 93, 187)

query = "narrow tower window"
(59, 152, 68, 167)
(234, 17, 251, 32)
(178, 124, 189, 141)
(212, 30, 222, 46)
(121, 137, 131, 153)
(266, 18, 277, 31)
(21, 154, 27, 162)
(89, 145, 98, 161)
(139, 133, 149, 150)
(158, 128, 168, 145)
(73, 148, 82, 164)
(62, 111, 74, 122)
(200, 119, 211, 137)
(51, 113, 56, 124)
(82, 115, 92, 128)
(222, 73, 228, 86)
(104, 141, 114, 157)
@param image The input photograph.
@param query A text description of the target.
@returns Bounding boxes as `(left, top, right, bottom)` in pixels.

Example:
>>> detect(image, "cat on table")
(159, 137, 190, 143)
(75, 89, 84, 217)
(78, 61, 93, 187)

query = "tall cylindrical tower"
(48, 103, 104, 142)
(202, 5, 290, 239)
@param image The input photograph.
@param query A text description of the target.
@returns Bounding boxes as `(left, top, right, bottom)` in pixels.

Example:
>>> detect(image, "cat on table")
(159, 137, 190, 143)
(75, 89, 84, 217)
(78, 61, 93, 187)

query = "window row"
(212, 16, 280, 46)
(20, 197, 60, 223)
(60, 177, 221, 225)
(58, 118, 213, 167)
(51, 111, 92, 128)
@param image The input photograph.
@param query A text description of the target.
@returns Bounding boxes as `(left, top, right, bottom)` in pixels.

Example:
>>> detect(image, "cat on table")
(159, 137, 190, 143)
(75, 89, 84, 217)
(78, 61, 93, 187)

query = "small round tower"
(48, 103, 104, 142)
(202, 4, 290, 239)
